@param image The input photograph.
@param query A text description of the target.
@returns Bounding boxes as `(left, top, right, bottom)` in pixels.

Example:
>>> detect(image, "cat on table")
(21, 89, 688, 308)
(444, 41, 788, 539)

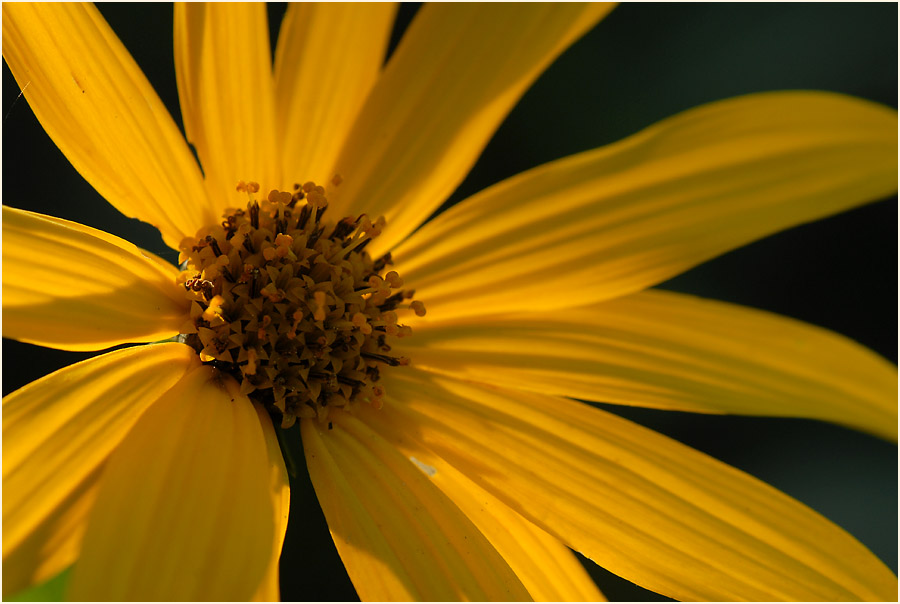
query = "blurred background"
(3, 3, 897, 601)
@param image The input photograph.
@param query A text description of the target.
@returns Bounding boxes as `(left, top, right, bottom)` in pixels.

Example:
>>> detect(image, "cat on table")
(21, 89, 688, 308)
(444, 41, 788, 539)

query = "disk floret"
(177, 180, 423, 427)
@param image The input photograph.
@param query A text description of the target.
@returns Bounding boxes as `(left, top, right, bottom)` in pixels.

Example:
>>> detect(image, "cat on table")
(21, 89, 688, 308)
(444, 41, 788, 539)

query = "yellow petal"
(301, 411, 530, 601)
(328, 3, 614, 254)
(2, 343, 198, 595)
(274, 2, 397, 185)
(1, 2, 213, 250)
(250, 403, 291, 603)
(399, 289, 898, 441)
(358, 403, 605, 602)
(175, 2, 279, 203)
(68, 366, 276, 601)
(2, 207, 188, 351)
(394, 92, 899, 319)
(4, 473, 94, 599)
(381, 369, 897, 601)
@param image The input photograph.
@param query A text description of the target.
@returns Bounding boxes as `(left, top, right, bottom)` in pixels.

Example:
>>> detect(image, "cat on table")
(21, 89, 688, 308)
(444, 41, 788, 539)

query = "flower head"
(2, 2, 897, 601)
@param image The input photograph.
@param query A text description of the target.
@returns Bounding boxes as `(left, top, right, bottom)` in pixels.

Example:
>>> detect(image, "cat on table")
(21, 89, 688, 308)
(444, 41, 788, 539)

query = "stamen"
(373, 252, 393, 272)
(177, 180, 422, 427)
(360, 351, 409, 366)
(205, 235, 222, 257)
(249, 200, 260, 229)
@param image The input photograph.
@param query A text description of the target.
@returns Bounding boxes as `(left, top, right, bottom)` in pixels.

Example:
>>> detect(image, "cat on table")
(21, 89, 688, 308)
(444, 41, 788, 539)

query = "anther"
(373, 253, 393, 272)
(361, 351, 407, 367)
(379, 292, 405, 311)
(249, 200, 260, 229)
(249, 267, 261, 298)
(205, 235, 223, 257)
(297, 205, 312, 230)
(331, 217, 357, 240)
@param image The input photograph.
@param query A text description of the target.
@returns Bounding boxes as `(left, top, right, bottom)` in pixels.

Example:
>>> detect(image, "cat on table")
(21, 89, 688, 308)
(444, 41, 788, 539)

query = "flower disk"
(177, 180, 423, 427)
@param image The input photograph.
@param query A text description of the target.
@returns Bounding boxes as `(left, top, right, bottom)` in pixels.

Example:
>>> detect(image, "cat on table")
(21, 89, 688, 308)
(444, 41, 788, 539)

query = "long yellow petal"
(2, 343, 198, 595)
(381, 369, 897, 601)
(4, 477, 92, 599)
(358, 403, 605, 601)
(68, 366, 275, 601)
(2, 207, 188, 351)
(301, 411, 530, 601)
(393, 92, 898, 319)
(274, 3, 397, 185)
(174, 2, 279, 204)
(398, 289, 897, 441)
(1, 2, 212, 250)
(250, 404, 291, 603)
(328, 2, 614, 253)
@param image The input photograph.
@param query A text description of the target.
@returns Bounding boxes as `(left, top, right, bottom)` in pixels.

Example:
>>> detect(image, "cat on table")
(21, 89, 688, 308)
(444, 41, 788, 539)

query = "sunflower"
(2, 2, 897, 602)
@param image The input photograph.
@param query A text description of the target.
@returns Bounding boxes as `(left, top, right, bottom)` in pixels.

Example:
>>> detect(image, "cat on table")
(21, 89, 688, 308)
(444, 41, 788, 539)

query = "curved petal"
(398, 289, 898, 441)
(174, 2, 279, 204)
(1, 2, 212, 249)
(68, 366, 276, 601)
(393, 92, 899, 319)
(380, 368, 897, 601)
(2, 207, 189, 351)
(250, 404, 291, 602)
(301, 411, 530, 601)
(2, 343, 199, 595)
(274, 2, 397, 185)
(3, 475, 92, 599)
(328, 3, 614, 253)
(358, 403, 605, 602)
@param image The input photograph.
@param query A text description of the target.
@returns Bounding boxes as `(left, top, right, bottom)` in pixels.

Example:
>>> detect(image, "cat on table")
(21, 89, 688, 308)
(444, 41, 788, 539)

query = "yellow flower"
(2, 2, 897, 601)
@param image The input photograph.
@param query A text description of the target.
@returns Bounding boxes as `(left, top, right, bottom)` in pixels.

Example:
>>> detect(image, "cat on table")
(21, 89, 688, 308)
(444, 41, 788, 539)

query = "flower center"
(176, 180, 424, 428)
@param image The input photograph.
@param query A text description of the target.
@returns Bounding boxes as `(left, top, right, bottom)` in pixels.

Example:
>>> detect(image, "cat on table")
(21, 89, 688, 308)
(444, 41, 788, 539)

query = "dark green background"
(3, 3, 897, 601)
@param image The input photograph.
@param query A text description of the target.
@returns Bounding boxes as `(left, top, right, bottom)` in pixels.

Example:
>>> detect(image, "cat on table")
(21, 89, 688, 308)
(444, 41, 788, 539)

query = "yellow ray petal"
(68, 366, 275, 601)
(4, 472, 93, 599)
(328, 3, 614, 253)
(1, 2, 213, 250)
(393, 92, 898, 319)
(175, 2, 279, 204)
(250, 404, 291, 603)
(2, 343, 198, 595)
(274, 2, 397, 186)
(2, 207, 188, 351)
(398, 289, 897, 441)
(358, 403, 605, 602)
(301, 411, 531, 601)
(381, 369, 897, 601)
